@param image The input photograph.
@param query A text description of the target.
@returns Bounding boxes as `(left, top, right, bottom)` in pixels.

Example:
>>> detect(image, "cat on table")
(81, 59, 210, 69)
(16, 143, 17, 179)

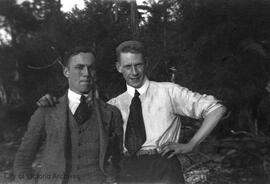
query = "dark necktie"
(125, 90, 146, 155)
(74, 95, 90, 125)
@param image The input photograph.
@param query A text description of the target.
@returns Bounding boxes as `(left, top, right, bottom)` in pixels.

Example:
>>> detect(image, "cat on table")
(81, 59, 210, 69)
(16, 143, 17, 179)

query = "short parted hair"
(116, 40, 146, 62)
(63, 46, 96, 67)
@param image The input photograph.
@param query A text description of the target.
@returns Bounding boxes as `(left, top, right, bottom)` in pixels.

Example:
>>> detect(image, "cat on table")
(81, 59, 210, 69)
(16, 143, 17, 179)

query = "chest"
(120, 90, 174, 124)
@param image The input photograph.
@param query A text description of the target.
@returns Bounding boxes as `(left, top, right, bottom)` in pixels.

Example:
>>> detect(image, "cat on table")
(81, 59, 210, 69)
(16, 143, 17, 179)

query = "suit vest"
(64, 108, 104, 184)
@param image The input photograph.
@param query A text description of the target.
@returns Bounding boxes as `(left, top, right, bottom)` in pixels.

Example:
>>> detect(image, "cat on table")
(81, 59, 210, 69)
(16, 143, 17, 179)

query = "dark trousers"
(119, 154, 185, 184)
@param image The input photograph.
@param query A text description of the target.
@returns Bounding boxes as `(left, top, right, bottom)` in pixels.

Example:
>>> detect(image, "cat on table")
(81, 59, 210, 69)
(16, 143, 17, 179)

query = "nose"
(131, 65, 138, 75)
(82, 66, 90, 76)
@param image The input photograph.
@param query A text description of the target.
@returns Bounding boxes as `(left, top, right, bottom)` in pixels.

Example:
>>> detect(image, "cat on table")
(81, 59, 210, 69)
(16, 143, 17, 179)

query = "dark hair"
(115, 40, 145, 62)
(63, 46, 96, 66)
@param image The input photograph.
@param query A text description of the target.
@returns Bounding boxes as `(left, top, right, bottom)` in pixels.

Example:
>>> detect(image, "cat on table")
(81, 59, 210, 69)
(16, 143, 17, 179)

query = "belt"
(124, 149, 158, 157)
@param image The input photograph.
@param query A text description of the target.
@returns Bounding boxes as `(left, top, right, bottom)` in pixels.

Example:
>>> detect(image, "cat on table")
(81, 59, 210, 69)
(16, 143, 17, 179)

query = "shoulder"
(30, 107, 46, 119)
(96, 98, 122, 117)
(41, 95, 67, 113)
(107, 92, 128, 106)
(149, 80, 179, 88)
(148, 80, 185, 92)
(30, 95, 68, 121)
(96, 99, 123, 128)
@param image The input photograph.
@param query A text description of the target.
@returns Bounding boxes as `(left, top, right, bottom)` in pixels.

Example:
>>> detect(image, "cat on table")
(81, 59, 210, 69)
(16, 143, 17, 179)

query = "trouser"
(119, 154, 185, 184)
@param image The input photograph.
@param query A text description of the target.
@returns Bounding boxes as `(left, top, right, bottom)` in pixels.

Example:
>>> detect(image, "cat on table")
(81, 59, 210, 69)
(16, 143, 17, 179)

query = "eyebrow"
(123, 63, 144, 66)
(74, 63, 95, 67)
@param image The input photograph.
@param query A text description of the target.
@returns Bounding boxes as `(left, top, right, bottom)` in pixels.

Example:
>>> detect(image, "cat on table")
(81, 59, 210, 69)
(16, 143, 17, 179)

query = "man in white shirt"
(107, 40, 226, 183)
(37, 41, 226, 183)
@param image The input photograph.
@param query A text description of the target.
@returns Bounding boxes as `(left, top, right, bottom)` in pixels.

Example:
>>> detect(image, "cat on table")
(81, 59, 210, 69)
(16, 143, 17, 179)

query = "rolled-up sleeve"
(170, 85, 222, 119)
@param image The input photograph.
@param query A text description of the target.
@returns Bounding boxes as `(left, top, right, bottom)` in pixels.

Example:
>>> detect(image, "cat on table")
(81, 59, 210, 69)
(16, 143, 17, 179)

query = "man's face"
(116, 52, 146, 88)
(63, 52, 96, 94)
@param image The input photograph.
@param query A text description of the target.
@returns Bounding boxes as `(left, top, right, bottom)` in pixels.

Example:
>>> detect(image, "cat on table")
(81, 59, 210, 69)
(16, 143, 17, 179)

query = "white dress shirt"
(68, 89, 88, 114)
(108, 78, 222, 150)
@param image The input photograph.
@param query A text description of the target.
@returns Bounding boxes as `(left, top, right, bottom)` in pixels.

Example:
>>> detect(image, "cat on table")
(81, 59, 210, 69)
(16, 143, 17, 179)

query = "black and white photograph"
(0, 0, 270, 183)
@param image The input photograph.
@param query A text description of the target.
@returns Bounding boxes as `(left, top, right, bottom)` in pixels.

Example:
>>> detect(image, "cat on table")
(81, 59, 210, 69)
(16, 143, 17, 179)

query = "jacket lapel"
(49, 96, 112, 174)
(49, 95, 68, 172)
(50, 95, 68, 133)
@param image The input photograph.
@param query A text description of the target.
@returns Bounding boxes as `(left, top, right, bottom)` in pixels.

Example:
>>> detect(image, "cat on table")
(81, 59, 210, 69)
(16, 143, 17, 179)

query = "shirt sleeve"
(170, 84, 222, 119)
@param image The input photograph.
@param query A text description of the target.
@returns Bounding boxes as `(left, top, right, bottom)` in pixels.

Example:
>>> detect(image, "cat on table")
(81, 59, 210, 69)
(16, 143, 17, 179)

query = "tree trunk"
(130, 0, 138, 39)
(0, 79, 7, 105)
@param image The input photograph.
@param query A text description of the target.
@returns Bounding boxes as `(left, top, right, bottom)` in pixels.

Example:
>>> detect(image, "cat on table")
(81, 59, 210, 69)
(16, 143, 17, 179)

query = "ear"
(115, 61, 122, 73)
(63, 67, 69, 78)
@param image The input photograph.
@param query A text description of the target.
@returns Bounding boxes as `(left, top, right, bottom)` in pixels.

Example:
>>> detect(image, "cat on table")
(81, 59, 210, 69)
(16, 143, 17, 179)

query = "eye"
(136, 63, 144, 67)
(134, 63, 144, 69)
(75, 65, 84, 70)
(124, 65, 131, 69)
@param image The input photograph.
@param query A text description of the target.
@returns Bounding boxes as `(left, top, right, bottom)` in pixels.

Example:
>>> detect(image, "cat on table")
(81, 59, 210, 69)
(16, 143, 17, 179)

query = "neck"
(134, 77, 147, 89)
(69, 89, 91, 96)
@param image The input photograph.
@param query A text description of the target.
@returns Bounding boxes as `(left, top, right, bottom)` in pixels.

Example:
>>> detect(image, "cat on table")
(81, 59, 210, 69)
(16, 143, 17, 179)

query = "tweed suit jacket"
(14, 94, 123, 184)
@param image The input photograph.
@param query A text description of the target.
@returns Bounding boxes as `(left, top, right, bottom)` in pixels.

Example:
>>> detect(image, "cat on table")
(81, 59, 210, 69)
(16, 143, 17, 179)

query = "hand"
(159, 142, 195, 159)
(36, 94, 58, 107)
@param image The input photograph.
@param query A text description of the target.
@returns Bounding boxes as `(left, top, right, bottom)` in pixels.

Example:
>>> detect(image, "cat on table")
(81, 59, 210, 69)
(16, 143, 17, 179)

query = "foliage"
(0, 0, 269, 130)
(0, 0, 269, 133)
(0, 0, 270, 183)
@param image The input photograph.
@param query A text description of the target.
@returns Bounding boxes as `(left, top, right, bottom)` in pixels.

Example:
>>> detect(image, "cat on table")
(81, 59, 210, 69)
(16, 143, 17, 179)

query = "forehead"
(68, 52, 95, 66)
(119, 52, 144, 65)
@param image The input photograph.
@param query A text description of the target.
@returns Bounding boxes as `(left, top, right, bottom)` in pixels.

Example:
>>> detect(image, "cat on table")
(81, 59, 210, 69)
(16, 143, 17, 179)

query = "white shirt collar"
(126, 77, 150, 97)
(68, 89, 89, 114)
(68, 89, 81, 103)
(67, 89, 88, 103)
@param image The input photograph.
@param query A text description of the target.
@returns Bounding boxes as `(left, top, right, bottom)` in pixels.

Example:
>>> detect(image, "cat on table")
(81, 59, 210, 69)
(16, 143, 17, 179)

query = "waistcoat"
(65, 108, 104, 184)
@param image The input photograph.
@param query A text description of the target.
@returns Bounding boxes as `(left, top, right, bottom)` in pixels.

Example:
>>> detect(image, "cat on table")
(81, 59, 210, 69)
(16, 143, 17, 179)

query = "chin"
(80, 88, 92, 94)
(130, 83, 143, 88)
(128, 77, 145, 88)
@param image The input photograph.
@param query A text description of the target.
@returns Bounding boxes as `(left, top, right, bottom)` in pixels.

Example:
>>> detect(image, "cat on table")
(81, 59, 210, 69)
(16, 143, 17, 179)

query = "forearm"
(159, 106, 226, 157)
(188, 106, 226, 147)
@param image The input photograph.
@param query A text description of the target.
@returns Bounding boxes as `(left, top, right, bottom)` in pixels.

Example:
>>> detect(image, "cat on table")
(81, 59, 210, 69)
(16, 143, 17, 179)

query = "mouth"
(130, 77, 141, 82)
(80, 80, 91, 84)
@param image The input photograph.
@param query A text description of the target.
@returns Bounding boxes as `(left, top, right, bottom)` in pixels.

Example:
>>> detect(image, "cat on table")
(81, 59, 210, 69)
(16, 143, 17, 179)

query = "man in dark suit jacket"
(14, 46, 123, 184)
